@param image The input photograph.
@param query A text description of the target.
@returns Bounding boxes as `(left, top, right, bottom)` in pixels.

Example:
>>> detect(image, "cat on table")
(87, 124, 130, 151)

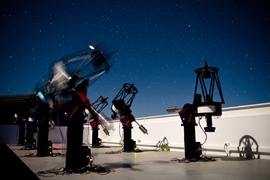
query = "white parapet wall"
(95, 102, 270, 159)
(1, 102, 269, 159)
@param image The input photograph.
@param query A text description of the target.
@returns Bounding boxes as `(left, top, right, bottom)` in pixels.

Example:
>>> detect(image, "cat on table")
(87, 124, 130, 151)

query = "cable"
(36, 154, 111, 177)
(171, 141, 216, 163)
(118, 121, 124, 144)
(24, 151, 37, 157)
(105, 146, 124, 154)
(171, 155, 216, 163)
(105, 122, 125, 154)
(155, 137, 170, 151)
(224, 143, 230, 156)
(197, 117, 207, 145)
(86, 123, 91, 145)
(36, 167, 66, 177)
(170, 157, 190, 163)
(85, 157, 111, 175)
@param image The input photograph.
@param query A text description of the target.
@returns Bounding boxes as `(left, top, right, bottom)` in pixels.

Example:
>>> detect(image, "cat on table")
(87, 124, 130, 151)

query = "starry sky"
(1, 0, 270, 118)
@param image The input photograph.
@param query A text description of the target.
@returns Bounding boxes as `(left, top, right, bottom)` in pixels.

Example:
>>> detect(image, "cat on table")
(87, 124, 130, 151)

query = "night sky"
(1, 0, 270, 118)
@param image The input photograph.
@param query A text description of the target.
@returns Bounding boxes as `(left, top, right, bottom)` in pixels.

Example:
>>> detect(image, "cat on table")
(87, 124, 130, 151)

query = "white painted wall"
(1, 102, 269, 159)
(96, 102, 270, 159)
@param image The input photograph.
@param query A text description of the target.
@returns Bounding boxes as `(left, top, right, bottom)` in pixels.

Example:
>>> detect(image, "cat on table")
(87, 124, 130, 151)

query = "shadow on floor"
(0, 144, 40, 180)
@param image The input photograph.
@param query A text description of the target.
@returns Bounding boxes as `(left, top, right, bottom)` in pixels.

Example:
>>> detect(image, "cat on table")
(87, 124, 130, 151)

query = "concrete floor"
(2, 144, 270, 180)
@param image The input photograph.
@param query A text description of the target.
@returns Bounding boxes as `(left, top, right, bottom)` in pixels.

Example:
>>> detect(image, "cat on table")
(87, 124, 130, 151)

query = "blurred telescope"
(47, 44, 113, 97)
(84, 96, 115, 136)
(111, 83, 138, 118)
(30, 44, 113, 117)
(111, 83, 148, 135)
